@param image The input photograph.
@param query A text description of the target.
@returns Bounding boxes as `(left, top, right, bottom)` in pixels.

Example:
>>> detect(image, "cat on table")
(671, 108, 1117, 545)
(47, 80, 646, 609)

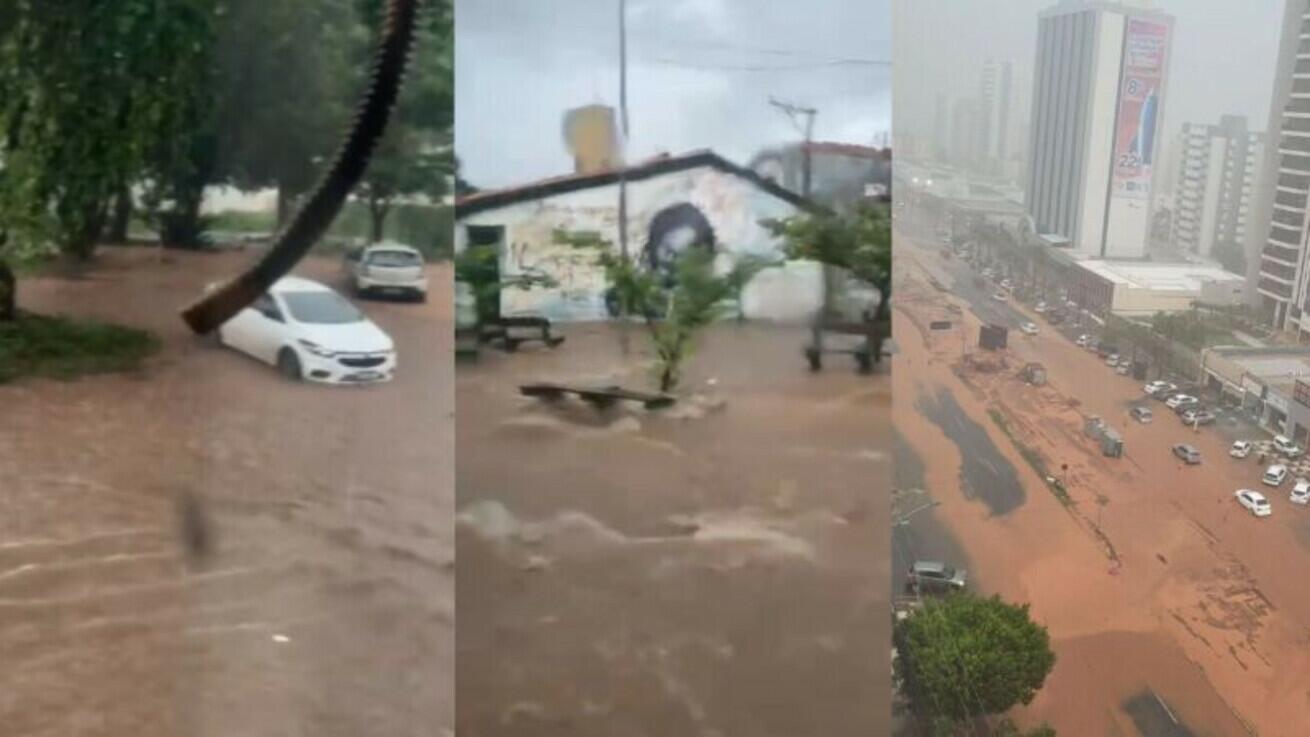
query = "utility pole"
(617, 0, 630, 261)
(768, 97, 817, 197)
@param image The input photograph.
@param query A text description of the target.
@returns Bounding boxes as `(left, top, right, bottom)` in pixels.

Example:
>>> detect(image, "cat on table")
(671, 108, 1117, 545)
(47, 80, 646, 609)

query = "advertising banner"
(1111, 18, 1170, 200)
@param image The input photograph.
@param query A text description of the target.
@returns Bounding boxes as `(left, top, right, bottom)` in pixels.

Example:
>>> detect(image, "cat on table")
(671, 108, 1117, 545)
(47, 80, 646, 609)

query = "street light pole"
(617, 0, 629, 261)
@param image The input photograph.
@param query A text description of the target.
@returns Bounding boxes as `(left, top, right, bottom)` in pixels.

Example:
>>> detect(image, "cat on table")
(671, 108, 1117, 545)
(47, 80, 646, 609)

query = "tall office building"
(1025, 1, 1174, 259)
(1171, 116, 1263, 263)
(996, 61, 1014, 163)
(1253, 0, 1310, 330)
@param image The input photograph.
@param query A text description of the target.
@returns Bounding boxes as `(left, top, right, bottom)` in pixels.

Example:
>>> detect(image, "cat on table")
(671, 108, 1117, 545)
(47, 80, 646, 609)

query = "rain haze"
(456, 0, 891, 188)
(894, 0, 1283, 194)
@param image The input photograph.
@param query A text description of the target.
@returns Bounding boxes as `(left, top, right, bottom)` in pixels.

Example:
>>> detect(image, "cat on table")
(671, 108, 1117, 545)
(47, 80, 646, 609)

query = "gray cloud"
(456, 0, 891, 188)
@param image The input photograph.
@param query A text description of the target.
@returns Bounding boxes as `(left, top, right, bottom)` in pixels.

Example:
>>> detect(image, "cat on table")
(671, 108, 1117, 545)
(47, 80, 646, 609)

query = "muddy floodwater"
(456, 322, 891, 737)
(0, 249, 453, 736)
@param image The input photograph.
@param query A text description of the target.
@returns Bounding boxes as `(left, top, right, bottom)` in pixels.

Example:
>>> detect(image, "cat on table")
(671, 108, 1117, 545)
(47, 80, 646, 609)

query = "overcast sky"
(893, 0, 1284, 189)
(456, 0, 892, 189)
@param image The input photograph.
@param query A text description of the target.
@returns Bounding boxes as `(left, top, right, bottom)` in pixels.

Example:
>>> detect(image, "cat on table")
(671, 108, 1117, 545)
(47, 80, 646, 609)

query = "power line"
(631, 35, 889, 64)
(645, 56, 890, 72)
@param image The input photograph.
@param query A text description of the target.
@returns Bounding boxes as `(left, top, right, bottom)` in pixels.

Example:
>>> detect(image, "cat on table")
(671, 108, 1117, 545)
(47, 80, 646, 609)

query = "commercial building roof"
(1074, 259, 1244, 292)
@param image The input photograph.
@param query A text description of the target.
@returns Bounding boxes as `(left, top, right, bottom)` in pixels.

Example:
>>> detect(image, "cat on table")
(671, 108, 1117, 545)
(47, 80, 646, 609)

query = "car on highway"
(904, 560, 968, 595)
(1165, 394, 1198, 409)
(1263, 464, 1289, 486)
(1235, 489, 1273, 518)
(1144, 380, 1177, 397)
(992, 291, 1007, 302)
(1020, 322, 1038, 335)
(1172, 444, 1202, 464)
(1292, 478, 1310, 505)
(1181, 408, 1216, 426)
(1273, 435, 1304, 458)
(343, 241, 428, 301)
(1131, 406, 1153, 423)
(214, 276, 396, 385)
(1230, 440, 1253, 458)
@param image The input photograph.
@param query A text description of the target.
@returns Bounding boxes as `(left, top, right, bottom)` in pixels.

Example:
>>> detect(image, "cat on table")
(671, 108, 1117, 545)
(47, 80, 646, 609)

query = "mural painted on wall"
(644, 203, 717, 285)
(471, 165, 816, 322)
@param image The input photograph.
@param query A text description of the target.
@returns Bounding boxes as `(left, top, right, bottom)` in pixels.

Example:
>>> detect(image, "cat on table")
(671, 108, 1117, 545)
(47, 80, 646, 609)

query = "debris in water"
(271, 633, 290, 644)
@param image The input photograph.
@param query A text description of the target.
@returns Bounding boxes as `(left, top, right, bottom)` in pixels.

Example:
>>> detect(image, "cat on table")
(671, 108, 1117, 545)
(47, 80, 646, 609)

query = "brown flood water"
(0, 248, 453, 737)
(456, 322, 891, 736)
(895, 230, 1310, 736)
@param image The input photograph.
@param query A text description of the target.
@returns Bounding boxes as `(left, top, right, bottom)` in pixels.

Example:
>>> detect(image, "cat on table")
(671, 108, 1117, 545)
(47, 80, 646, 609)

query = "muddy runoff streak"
(915, 387, 1026, 515)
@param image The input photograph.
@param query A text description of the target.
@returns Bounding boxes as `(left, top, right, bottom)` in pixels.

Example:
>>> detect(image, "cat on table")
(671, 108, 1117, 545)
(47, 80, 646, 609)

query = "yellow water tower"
(562, 105, 621, 174)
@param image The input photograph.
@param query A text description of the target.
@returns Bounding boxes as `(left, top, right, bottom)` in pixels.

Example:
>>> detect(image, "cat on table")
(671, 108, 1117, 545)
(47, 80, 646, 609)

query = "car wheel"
(277, 348, 303, 382)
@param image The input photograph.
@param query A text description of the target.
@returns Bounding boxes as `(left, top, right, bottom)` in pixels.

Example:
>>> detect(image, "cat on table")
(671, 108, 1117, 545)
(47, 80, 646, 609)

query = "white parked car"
(1035, 301, 1047, 313)
(1075, 334, 1090, 347)
(1235, 489, 1273, 517)
(1115, 364, 1130, 376)
(1105, 353, 1120, 367)
(1291, 478, 1310, 505)
(1165, 394, 1198, 409)
(1263, 464, 1289, 487)
(344, 242, 428, 301)
(992, 291, 1007, 302)
(215, 277, 396, 385)
(1020, 322, 1038, 336)
(1273, 435, 1304, 458)
(1230, 440, 1253, 459)
(1144, 380, 1177, 397)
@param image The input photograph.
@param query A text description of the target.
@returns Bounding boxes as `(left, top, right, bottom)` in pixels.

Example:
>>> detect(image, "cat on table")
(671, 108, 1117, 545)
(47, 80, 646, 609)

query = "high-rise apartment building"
(1026, 1, 1173, 259)
(1253, 0, 1310, 330)
(1172, 116, 1263, 265)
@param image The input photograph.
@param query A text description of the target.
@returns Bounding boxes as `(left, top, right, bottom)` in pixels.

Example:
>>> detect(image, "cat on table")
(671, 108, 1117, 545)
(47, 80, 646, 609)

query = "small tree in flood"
(558, 229, 769, 393)
(762, 203, 892, 357)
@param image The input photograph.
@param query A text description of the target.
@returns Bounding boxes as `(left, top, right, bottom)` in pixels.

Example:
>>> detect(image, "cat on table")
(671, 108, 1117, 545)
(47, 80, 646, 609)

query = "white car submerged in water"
(215, 277, 396, 385)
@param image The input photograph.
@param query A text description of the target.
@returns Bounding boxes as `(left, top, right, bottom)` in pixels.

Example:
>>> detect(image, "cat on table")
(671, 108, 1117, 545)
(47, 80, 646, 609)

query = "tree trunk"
(369, 196, 390, 243)
(0, 256, 15, 322)
(276, 186, 290, 228)
(109, 185, 132, 244)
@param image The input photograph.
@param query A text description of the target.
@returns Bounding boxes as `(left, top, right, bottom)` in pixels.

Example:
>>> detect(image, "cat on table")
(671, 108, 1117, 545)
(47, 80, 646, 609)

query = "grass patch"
(987, 408, 1073, 507)
(0, 313, 159, 383)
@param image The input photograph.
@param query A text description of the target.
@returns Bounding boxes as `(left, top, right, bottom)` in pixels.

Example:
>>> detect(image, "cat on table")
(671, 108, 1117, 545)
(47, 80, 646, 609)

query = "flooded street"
(456, 322, 891, 736)
(0, 249, 453, 736)
(893, 229, 1310, 736)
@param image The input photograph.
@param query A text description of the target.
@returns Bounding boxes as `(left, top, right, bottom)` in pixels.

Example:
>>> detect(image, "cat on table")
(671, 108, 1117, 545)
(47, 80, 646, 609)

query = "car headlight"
(297, 339, 338, 358)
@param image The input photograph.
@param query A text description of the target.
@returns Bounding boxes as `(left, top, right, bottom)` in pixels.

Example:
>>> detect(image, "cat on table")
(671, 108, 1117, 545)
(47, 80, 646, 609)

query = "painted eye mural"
(643, 202, 717, 285)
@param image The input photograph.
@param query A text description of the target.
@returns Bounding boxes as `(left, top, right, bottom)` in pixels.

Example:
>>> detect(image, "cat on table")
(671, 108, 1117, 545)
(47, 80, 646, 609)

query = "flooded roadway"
(1, 249, 453, 737)
(456, 323, 891, 737)
(894, 230, 1269, 736)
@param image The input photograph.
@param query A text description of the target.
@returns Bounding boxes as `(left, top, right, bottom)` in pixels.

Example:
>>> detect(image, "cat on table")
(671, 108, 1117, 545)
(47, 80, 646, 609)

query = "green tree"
(0, 1, 218, 259)
(355, 0, 453, 242)
(210, 0, 363, 226)
(558, 229, 769, 392)
(762, 202, 892, 358)
(894, 594, 1056, 727)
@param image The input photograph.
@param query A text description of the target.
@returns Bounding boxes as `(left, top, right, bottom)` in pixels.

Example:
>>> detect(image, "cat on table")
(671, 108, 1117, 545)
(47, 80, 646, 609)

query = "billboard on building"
(1111, 18, 1170, 201)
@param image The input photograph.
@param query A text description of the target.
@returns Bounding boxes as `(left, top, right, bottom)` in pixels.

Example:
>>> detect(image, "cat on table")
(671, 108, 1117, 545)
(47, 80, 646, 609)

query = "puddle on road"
(891, 430, 975, 595)
(1122, 691, 1198, 737)
(916, 388, 1026, 516)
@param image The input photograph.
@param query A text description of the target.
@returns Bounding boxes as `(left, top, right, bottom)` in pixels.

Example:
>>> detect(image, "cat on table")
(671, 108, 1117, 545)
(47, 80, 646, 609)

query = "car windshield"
(366, 250, 422, 268)
(281, 291, 364, 324)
